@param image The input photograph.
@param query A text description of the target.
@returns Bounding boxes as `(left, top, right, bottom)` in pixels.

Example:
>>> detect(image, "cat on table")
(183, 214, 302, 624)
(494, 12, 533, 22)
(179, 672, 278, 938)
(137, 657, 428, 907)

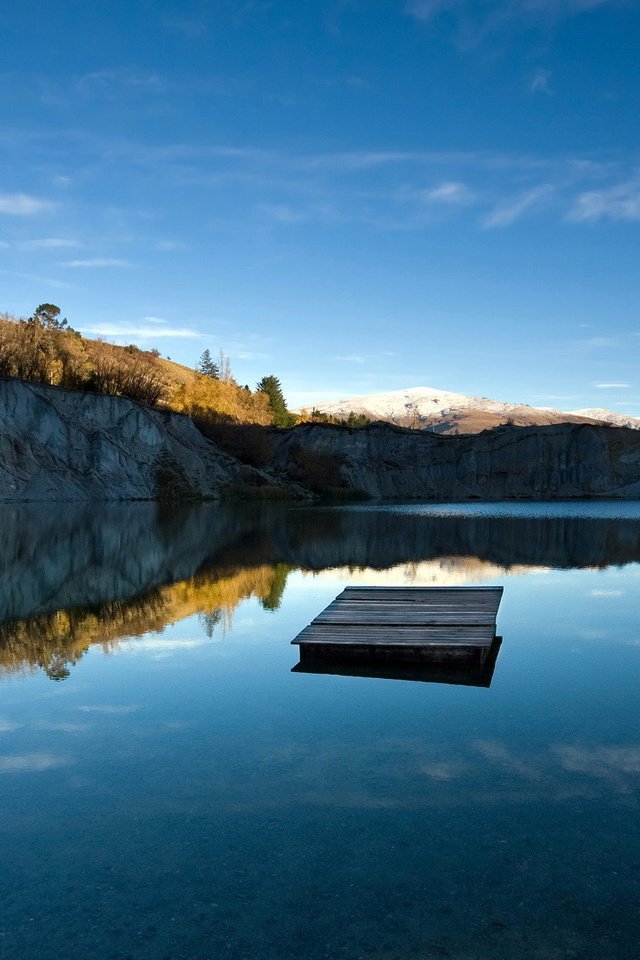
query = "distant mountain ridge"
(308, 386, 640, 434)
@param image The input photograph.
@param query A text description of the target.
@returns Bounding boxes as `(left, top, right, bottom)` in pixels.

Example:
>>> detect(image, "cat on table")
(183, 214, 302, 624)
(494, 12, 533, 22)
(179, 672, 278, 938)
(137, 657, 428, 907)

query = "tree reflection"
(1, 501, 640, 679)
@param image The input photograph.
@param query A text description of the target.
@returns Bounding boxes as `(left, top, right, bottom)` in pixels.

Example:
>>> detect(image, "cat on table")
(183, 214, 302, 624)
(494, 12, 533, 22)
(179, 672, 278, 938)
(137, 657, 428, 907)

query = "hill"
(308, 386, 640, 434)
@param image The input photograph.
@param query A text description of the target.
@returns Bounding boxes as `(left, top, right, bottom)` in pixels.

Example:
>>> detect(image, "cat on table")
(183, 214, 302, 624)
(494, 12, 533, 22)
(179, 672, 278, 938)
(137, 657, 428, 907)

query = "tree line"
(0, 305, 297, 427)
(0, 304, 373, 431)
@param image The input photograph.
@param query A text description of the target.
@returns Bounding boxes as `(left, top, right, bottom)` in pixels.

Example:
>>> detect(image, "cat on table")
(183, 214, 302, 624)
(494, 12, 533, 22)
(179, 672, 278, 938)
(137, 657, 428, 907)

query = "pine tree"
(256, 374, 292, 427)
(30, 303, 68, 330)
(197, 348, 220, 379)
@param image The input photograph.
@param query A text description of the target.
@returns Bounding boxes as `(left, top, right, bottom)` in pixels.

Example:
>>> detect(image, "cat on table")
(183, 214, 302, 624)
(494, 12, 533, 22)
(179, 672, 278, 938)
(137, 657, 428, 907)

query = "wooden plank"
(296, 624, 493, 639)
(341, 586, 502, 592)
(340, 587, 502, 601)
(315, 612, 498, 625)
(290, 585, 503, 656)
(322, 596, 502, 608)
(294, 626, 495, 647)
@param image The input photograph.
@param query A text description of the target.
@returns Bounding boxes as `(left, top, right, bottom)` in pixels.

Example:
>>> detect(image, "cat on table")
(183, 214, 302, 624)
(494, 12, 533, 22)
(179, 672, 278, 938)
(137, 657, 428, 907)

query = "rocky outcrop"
(0, 378, 288, 501)
(3, 378, 640, 503)
(272, 421, 640, 500)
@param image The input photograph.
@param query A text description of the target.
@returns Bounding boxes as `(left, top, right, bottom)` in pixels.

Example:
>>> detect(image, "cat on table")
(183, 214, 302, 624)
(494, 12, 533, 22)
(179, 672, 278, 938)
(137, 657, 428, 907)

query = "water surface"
(1, 501, 639, 959)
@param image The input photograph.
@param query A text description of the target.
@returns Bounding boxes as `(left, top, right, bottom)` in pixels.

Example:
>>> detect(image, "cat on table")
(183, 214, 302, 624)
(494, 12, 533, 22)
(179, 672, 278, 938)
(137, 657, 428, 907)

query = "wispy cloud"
(406, 0, 623, 32)
(125, 637, 206, 652)
(595, 382, 630, 388)
(162, 16, 207, 38)
(3, 268, 76, 290)
(233, 350, 269, 361)
(584, 337, 617, 348)
(61, 258, 133, 268)
(21, 237, 79, 249)
(422, 180, 475, 204)
(80, 322, 204, 339)
(529, 68, 553, 95)
(0, 193, 55, 215)
(142, 315, 168, 324)
(405, 0, 454, 22)
(154, 239, 186, 251)
(0, 753, 70, 772)
(74, 68, 167, 96)
(482, 184, 554, 228)
(335, 354, 366, 364)
(78, 704, 140, 714)
(569, 177, 640, 222)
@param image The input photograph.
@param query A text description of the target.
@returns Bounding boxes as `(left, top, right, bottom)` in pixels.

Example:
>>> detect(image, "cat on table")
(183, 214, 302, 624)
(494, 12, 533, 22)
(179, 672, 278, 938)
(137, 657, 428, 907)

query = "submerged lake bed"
(1, 502, 640, 959)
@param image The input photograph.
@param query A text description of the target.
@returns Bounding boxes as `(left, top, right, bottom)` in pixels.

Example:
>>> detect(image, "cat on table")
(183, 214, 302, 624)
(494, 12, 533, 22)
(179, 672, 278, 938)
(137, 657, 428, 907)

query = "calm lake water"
(1, 501, 640, 959)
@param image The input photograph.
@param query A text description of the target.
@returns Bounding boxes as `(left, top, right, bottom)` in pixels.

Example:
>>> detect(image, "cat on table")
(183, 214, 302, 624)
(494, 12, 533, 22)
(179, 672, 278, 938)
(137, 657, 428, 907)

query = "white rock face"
(310, 386, 638, 434)
(0, 378, 256, 501)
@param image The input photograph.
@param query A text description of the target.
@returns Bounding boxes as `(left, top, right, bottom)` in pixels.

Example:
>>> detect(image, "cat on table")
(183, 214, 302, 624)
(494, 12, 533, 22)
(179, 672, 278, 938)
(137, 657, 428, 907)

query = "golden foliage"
(0, 564, 291, 680)
(0, 312, 273, 425)
(171, 374, 272, 425)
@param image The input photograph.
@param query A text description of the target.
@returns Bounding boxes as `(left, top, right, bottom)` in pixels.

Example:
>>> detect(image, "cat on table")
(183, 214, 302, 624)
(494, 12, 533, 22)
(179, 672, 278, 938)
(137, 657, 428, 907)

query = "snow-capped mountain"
(307, 386, 640, 434)
(569, 408, 640, 430)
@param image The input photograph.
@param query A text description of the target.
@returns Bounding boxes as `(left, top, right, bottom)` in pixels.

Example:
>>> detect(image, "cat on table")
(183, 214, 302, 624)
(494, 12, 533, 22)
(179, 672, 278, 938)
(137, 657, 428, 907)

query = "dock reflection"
(1, 498, 639, 679)
(293, 636, 503, 687)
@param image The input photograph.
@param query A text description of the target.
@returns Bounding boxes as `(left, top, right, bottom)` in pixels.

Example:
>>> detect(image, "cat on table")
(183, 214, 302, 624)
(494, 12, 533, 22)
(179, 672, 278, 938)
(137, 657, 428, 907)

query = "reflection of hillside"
(0, 564, 290, 680)
(2, 502, 640, 679)
(311, 558, 541, 587)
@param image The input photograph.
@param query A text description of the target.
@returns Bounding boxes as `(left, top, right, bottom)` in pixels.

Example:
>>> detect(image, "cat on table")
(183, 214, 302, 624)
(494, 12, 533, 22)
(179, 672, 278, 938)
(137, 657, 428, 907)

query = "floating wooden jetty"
(292, 586, 503, 677)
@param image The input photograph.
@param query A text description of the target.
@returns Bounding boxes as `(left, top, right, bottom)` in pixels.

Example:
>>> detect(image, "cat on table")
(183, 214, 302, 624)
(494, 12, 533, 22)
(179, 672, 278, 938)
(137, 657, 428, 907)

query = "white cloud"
(162, 16, 207, 38)
(61, 258, 133, 268)
(529, 68, 553, 95)
(405, 0, 455, 21)
(584, 337, 616, 347)
(569, 178, 640, 222)
(595, 382, 630, 388)
(0, 193, 55, 215)
(78, 704, 140, 714)
(21, 237, 79, 249)
(155, 239, 186, 251)
(421, 180, 474, 204)
(482, 184, 553, 228)
(80, 322, 204, 339)
(7, 269, 76, 290)
(142, 315, 168, 324)
(407, 0, 622, 25)
(123, 637, 206, 653)
(0, 753, 70, 772)
(75, 68, 166, 95)
(0, 720, 20, 732)
(335, 354, 366, 364)
(233, 350, 269, 361)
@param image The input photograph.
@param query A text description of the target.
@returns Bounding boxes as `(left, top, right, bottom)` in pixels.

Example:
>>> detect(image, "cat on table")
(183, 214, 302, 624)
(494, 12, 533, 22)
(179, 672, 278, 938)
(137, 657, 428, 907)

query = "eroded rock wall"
(0, 378, 260, 501)
(272, 422, 640, 499)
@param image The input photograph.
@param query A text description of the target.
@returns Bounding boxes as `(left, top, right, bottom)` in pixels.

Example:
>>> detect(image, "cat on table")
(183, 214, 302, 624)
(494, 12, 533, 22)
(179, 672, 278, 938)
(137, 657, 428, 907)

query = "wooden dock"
(292, 585, 503, 667)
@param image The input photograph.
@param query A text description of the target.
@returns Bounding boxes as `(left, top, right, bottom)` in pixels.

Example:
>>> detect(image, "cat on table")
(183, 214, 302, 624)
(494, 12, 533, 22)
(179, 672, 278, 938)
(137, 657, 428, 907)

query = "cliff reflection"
(1, 501, 640, 679)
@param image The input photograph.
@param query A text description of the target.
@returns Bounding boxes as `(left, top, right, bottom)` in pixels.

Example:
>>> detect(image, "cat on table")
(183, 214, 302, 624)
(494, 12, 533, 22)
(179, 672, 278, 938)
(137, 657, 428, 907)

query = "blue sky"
(1, 0, 639, 410)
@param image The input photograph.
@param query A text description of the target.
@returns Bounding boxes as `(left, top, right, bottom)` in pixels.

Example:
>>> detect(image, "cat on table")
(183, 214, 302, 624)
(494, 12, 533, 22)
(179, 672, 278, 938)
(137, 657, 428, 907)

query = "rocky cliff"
(3, 378, 640, 502)
(272, 421, 640, 500)
(0, 378, 285, 501)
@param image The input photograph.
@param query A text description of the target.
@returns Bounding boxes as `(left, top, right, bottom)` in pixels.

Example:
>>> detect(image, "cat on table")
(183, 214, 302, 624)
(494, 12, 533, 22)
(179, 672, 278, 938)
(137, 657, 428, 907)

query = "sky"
(1, 0, 639, 411)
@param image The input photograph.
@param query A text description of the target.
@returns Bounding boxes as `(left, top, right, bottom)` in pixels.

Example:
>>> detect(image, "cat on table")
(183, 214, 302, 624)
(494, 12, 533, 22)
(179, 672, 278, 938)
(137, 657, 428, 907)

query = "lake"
(1, 501, 639, 959)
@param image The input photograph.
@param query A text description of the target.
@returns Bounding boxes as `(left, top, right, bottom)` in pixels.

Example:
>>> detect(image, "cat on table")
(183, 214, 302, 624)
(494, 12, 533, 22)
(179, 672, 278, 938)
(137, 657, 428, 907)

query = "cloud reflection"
(0, 753, 70, 773)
